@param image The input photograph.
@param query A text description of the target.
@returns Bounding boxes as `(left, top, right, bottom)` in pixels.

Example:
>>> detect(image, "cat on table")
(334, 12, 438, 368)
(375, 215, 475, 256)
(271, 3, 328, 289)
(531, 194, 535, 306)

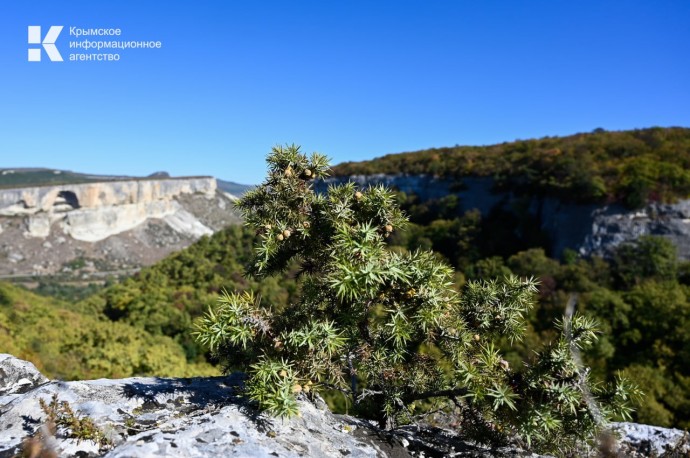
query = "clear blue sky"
(1, 1, 688, 185)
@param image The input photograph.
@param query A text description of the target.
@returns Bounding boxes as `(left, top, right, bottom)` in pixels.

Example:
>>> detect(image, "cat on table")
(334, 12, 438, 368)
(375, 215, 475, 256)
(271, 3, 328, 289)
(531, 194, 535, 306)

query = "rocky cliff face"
(318, 174, 690, 260)
(1, 354, 687, 458)
(0, 178, 241, 278)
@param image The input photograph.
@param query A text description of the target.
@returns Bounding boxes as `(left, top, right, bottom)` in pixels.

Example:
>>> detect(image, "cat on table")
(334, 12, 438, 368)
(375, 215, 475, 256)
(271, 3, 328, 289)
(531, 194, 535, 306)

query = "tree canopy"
(334, 127, 690, 207)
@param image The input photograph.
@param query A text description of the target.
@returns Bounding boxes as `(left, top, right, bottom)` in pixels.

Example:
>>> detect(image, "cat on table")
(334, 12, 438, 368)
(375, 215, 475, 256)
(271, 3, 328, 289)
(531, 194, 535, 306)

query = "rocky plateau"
(0, 178, 241, 279)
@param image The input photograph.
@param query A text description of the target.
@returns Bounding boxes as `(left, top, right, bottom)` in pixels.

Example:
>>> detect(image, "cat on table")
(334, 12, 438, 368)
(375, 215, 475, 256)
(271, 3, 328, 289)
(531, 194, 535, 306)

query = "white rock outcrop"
(0, 178, 216, 242)
(0, 177, 240, 278)
(0, 178, 216, 214)
(1, 354, 688, 458)
(0, 354, 48, 398)
(0, 355, 384, 458)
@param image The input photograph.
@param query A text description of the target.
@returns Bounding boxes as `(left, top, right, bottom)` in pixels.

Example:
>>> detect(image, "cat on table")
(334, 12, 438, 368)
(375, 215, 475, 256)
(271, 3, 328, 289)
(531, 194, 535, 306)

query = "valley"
(2, 128, 690, 431)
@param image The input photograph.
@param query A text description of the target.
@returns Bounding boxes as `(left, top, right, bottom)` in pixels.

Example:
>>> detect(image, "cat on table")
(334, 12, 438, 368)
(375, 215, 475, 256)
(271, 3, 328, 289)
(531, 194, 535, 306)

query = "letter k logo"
(28, 26, 63, 62)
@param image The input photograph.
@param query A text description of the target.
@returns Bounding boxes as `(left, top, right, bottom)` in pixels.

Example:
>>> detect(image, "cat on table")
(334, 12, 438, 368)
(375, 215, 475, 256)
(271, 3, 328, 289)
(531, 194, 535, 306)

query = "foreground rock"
(611, 423, 690, 457)
(0, 355, 687, 457)
(0, 354, 48, 397)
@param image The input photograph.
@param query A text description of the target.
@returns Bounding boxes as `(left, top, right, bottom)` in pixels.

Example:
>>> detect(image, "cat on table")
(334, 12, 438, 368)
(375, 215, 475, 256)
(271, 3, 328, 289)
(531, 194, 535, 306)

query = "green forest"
(334, 127, 690, 208)
(2, 128, 690, 430)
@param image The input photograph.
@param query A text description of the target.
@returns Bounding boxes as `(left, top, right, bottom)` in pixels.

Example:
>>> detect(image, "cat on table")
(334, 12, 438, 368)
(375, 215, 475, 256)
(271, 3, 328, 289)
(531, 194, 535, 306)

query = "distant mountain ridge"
(0, 168, 134, 189)
(0, 168, 253, 196)
(216, 179, 254, 197)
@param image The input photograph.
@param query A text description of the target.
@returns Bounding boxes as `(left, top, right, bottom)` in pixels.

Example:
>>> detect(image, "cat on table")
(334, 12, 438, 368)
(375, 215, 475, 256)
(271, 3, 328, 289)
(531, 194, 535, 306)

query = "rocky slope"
(317, 174, 690, 260)
(1, 354, 688, 458)
(0, 178, 241, 278)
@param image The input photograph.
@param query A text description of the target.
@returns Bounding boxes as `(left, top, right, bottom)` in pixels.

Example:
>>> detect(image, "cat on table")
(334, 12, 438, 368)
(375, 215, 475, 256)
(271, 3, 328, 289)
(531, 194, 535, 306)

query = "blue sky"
(1, 1, 688, 185)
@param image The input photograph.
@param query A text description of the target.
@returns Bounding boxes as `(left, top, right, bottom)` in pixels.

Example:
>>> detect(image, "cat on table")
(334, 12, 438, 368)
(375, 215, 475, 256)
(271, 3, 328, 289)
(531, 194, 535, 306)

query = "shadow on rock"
(119, 372, 274, 431)
(120, 373, 244, 408)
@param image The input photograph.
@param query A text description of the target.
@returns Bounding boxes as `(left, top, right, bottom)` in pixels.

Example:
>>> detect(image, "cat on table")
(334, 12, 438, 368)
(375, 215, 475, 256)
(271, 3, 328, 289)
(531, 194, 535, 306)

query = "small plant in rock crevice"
(194, 144, 642, 455)
(38, 393, 111, 448)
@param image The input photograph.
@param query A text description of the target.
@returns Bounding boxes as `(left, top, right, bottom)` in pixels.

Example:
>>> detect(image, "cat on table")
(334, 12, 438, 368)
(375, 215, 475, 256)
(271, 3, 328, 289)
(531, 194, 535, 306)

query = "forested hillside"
(75, 225, 299, 364)
(0, 225, 298, 380)
(334, 127, 690, 208)
(0, 281, 214, 380)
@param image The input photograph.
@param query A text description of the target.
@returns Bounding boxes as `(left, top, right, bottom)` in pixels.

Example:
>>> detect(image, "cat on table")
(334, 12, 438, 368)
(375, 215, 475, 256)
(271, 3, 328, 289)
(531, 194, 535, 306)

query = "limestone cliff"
(0, 178, 241, 278)
(317, 174, 690, 260)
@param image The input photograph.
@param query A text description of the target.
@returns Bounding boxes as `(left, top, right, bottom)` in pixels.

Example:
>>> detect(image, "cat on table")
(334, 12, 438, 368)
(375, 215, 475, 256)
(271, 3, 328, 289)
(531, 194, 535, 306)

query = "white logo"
(28, 26, 63, 62)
